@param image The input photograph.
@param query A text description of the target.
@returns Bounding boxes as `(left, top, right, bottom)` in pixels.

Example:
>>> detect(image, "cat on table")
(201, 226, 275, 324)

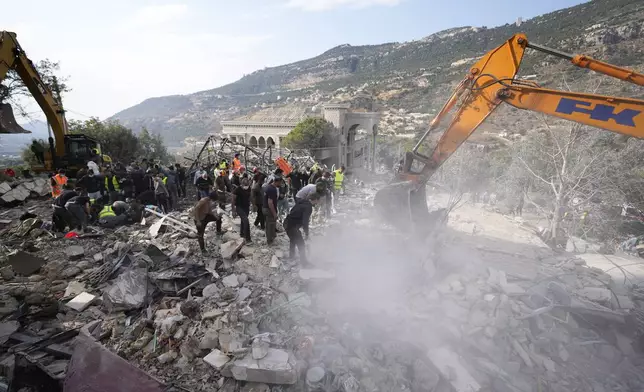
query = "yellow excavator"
(0, 31, 108, 174)
(375, 33, 644, 232)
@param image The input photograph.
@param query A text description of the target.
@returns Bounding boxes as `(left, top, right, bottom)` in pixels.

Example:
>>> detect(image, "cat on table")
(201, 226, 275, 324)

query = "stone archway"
(249, 136, 258, 147)
(258, 136, 266, 149)
(267, 137, 275, 146)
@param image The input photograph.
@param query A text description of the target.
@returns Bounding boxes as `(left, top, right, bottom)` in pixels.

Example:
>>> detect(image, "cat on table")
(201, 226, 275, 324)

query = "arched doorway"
(267, 137, 275, 146)
(249, 136, 258, 147)
(258, 136, 266, 149)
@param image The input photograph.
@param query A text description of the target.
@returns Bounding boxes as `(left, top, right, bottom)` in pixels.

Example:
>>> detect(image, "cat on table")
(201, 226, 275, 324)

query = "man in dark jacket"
(175, 163, 187, 198)
(284, 193, 320, 264)
(232, 178, 252, 242)
(76, 170, 102, 201)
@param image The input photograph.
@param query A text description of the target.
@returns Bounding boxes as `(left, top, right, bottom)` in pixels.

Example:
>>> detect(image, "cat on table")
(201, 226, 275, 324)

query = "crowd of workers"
(48, 152, 347, 265)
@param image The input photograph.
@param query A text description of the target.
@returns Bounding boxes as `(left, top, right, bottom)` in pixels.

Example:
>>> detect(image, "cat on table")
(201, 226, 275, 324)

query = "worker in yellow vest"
(97, 204, 127, 228)
(333, 165, 345, 195)
(104, 169, 121, 203)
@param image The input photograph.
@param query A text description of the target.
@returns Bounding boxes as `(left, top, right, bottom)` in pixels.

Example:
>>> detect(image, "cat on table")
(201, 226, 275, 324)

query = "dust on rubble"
(1, 179, 644, 392)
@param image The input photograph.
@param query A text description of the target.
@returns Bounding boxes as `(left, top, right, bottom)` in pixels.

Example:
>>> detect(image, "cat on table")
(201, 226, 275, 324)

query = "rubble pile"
(0, 177, 50, 205)
(0, 182, 643, 391)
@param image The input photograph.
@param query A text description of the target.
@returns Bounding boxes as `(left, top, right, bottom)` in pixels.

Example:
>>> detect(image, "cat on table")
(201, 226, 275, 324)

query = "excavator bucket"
(374, 181, 430, 229)
(0, 103, 30, 134)
(374, 181, 448, 235)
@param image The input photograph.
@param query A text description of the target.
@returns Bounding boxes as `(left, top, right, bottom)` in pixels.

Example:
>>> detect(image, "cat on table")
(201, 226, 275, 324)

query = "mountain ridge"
(109, 0, 644, 146)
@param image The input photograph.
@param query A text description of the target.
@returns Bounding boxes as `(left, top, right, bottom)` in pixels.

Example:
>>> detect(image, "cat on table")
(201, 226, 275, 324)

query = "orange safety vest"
(232, 157, 241, 170)
(274, 157, 292, 176)
(51, 174, 68, 198)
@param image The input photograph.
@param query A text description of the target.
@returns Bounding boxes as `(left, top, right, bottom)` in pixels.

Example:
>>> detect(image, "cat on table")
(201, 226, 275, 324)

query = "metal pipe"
(526, 42, 574, 61)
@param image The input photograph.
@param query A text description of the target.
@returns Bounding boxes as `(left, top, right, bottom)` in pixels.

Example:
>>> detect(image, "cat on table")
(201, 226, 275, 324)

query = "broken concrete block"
(65, 245, 85, 260)
(299, 269, 335, 281)
(0, 266, 14, 281)
(252, 338, 270, 360)
(0, 182, 11, 194)
(199, 330, 220, 350)
(202, 283, 219, 298)
(66, 292, 96, 312)
(227, 348, 297, 385)
(60, 266, 82, 279)
(270, 255, 280, 268)
(158, 351, 177, 364)
(7, 250, 46, 276)
(615, 295, 634, 310)
(202, 308, 224, 320)
(204, 349, 230, 370)
(0, 321, 20, 344)
(577, 287, 612, 303)
(64, 281, 87, 298)
(222, 274, 239, 288)
(93, 253, 104, 262)
(237, 287, 252, 302)
(221, 239, 245, 260)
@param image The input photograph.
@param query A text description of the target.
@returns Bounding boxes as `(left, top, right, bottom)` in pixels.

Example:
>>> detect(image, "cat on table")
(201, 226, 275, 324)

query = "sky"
(1, 0, 587, 122)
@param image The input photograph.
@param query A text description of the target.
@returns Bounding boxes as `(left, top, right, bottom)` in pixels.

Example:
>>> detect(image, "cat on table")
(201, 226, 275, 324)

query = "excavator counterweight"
(375, 33, 644, 233)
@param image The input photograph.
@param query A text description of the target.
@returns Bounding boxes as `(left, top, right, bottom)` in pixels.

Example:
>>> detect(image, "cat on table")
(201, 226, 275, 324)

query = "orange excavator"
(0, 31, 108, 173)
(374, 33, 644, 232)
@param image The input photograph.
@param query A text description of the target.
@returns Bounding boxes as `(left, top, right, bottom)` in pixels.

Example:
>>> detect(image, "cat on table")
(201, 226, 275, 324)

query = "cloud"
(285, 0, 402, 12)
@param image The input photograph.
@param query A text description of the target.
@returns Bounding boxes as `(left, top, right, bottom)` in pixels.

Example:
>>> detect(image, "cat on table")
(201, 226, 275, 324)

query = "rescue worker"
(276, 173, 290, 222)
(284, 192, 320, 264)
(333, 165, 346, 195)
(164, 166, 179, 211)
(65, 190, 91, 232)
(218, 159, 229, 177)
(154, 175, 170, 213)
(52, 185, 77, 232)
(104, 169, 121, 203)
(251, 168, 266, 229)
(50, 169, 68, 198)
(232, 178, 252, 243)
(263, 175, 282, 245)
(316, 172, 333, 220)
(77, 169, 102, 201)
(231, 165, 246, 189)
(309, 167, 323, 185)
(193, 191, 223, 253)
(194, 166, 209, 200)
(287, 167, 304, 199)
(296, 181, 327, 202)
(214, 169, 230, 210)
(97, 202, 128, 228)
(232, 153, 242, 172)
(175, 163, 187, 198)
(30, 140, 45, 164)
(195, 171, 213, 199)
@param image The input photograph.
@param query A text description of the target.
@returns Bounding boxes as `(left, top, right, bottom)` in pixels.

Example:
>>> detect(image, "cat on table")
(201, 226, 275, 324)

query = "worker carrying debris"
(284, 192, 320, 264)
(193, 191, 223, 253)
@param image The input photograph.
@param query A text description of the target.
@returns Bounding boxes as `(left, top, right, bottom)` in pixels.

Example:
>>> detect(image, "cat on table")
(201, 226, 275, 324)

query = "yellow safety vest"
(162, 176, 168, 185)
(334, 170, 344, 190)
(105, 176, 120, 191)
(99, 206, 116, 219)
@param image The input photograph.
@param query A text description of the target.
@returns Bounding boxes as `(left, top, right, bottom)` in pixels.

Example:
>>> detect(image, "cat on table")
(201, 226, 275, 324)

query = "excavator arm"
(375, 33, 644, 232)
(0, 31, 67, 157)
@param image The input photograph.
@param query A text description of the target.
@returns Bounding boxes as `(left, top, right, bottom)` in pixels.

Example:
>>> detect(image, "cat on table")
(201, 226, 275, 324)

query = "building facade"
(221, 104, 380, 170)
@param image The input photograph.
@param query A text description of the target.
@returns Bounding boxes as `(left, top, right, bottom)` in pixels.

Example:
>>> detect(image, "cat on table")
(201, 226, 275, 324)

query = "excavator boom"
(0, 31, 67, 159)
(375, 33, 644, 233)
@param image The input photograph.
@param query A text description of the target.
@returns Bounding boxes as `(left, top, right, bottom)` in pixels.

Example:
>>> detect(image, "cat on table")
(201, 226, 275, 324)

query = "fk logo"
(555, 98, 640, 127)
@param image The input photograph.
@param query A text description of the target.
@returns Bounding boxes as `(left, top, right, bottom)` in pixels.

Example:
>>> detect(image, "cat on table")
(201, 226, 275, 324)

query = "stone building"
(221, 104, 379, 170)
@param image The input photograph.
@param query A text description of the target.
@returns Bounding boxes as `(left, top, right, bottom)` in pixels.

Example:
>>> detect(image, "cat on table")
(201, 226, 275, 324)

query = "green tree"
(138, 127, 171, 164)
(282, 117, 336, 150)
(68, 118, 140, 163)
(0, 59, 70, 117)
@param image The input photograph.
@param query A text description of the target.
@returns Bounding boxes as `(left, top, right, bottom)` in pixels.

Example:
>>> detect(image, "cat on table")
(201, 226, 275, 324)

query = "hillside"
(110, 0, 644, 146)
